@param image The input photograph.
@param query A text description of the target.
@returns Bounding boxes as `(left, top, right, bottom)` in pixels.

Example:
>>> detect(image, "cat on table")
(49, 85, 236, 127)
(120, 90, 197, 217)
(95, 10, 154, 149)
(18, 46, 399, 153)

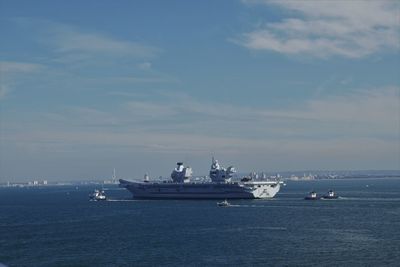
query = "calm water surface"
(1, 178, 399, 266)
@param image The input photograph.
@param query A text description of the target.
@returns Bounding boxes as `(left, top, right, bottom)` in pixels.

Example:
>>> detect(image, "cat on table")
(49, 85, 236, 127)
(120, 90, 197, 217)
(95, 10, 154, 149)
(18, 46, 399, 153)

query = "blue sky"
(1, 0, 399, 181)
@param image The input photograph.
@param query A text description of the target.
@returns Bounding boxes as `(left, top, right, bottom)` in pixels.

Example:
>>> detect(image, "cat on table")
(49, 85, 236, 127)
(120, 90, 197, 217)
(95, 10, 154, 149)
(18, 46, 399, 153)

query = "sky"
(0, 0, 399, 181)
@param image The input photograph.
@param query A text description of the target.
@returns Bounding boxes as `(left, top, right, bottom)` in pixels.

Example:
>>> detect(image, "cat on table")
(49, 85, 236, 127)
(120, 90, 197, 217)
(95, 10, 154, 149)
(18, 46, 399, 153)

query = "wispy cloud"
(2, 86, 399, 173)
(13, 18, 160, 60)
(137, 62, 152, 70)
(1, 19, 175, 100)
(0, 61, 45, 100)
(238, 0, 400, 58)
(0, 85, 9, 100)
(5, 86, 398, 142)
(51, 27, 159, 59)
(0, 61, 44, 73)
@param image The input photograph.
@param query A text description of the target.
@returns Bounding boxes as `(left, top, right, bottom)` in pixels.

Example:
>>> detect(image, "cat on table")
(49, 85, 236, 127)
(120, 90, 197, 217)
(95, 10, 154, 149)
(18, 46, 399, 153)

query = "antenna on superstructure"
(112, 168, 116, 183)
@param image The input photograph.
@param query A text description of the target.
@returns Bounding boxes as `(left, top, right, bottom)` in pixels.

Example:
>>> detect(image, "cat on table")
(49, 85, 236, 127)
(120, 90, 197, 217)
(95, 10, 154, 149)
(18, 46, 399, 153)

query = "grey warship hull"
(119, 179, 281, 199)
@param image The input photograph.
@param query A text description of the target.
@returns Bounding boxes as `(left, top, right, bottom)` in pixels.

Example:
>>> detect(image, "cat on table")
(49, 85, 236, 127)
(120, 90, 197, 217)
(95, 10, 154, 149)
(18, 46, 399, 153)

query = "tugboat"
(304, 191, 320, 200)
(89, 189, 107, 201)
(217, 199, 231, 207)
(322, 190, 339, 199)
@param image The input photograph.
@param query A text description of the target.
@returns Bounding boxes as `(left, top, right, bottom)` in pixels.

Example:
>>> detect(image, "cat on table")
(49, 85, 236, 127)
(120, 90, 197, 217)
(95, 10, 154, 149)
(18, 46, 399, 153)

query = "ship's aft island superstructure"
(119, 158, 282, 199)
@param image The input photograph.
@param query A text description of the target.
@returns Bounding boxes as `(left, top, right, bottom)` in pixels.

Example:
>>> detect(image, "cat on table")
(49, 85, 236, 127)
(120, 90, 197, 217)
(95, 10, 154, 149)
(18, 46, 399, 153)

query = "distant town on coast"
(2, 169, 399, 188)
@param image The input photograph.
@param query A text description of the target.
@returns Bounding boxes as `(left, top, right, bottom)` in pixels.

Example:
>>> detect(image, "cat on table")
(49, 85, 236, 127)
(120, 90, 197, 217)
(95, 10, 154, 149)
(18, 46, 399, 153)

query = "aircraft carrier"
(119, 158, 282, 199)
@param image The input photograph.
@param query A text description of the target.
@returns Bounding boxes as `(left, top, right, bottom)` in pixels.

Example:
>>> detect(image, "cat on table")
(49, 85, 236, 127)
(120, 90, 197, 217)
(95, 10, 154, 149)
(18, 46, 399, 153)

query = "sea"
(1, 178, 399, 267)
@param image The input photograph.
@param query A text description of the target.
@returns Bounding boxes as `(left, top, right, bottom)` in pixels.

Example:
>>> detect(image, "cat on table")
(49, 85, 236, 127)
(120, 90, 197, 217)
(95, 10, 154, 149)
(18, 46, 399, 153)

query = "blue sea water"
(1, 178, 400, 267)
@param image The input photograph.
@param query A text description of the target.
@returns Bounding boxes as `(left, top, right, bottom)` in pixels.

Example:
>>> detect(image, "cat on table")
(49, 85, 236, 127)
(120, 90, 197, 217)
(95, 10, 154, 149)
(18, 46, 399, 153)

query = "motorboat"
(217, 199, 231, 207)
(89, 189, 107, 201)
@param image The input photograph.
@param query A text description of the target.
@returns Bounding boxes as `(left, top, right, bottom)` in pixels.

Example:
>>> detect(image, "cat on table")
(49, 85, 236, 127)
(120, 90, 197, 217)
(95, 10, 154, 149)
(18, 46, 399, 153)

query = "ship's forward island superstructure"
(119, 158, 282, 199)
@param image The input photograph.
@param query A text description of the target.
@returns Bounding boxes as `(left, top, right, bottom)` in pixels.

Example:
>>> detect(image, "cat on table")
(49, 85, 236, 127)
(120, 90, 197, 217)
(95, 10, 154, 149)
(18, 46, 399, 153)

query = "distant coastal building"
(302, 173, 316, 180)
(104, 168, 119, 184)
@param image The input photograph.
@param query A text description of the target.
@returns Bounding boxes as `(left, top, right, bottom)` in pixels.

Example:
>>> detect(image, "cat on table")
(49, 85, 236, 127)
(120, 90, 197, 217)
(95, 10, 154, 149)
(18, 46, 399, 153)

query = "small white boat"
(217, 199, 231, 207)
(89, 189, 107, 201)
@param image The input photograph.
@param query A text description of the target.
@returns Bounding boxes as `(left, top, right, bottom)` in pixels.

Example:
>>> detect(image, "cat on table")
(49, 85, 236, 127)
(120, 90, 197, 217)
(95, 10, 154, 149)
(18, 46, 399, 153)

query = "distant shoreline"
(1, 176, 400, 188)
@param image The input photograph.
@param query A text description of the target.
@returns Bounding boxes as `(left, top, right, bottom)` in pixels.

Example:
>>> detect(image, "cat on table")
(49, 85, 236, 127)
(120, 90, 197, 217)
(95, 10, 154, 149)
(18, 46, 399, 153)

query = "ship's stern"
(252, 182, 281, 199)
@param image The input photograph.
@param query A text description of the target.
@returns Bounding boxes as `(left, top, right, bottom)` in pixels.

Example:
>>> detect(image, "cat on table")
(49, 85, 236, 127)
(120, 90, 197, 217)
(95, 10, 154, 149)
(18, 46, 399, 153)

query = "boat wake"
(228, 204, 278, 208)
(106, 199, 138, 202)
(339, 197, 400, 201)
